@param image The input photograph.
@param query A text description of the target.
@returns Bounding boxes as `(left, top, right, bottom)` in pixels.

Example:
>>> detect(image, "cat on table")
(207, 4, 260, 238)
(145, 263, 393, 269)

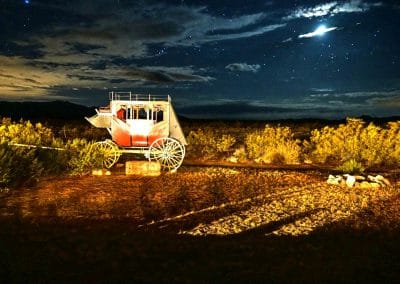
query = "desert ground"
(1, 165, 400, 282)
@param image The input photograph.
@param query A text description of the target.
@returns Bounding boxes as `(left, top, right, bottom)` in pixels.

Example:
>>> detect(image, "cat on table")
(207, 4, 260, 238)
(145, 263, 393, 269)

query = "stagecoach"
(86, 92, 187, 172)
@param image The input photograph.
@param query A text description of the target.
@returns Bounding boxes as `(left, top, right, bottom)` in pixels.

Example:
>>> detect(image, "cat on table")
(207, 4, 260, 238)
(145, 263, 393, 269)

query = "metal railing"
(109, 91, 170, 103)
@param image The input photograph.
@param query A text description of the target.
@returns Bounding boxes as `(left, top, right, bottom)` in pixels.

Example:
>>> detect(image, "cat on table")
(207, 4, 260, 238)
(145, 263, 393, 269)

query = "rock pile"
(327, 174, 390, 188)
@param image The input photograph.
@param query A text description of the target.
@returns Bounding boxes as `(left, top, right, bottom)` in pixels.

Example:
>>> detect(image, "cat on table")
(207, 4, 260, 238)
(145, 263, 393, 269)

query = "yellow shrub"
(186, 128, 236, 160)
(245, 125, 301, 164)
(308, 118, 400, 167)
(0, 118, 61, 147)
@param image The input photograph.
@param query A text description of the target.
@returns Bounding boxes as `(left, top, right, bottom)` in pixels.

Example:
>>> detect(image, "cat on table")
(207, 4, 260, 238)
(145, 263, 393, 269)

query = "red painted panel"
(112, 125, 131, 147)
(148, 134, 163, 145)
(131, 135, 148, 146)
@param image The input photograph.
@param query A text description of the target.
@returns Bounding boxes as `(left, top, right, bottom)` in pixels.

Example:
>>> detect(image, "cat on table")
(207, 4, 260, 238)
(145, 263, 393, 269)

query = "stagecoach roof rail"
(109, 91, 170, 103)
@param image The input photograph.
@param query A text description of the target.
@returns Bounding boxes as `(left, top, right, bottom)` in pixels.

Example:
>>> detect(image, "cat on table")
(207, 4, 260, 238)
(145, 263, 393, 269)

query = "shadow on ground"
(1, 216, 399, 283)
(1, 170, 399, 283)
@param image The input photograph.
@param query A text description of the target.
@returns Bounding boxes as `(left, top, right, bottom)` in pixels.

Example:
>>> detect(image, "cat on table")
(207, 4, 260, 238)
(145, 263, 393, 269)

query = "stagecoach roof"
(109, 91, 170, 103)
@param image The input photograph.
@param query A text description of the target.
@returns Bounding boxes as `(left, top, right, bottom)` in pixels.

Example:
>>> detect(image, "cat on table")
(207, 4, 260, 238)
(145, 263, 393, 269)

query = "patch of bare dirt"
(1, 167, 399, 235)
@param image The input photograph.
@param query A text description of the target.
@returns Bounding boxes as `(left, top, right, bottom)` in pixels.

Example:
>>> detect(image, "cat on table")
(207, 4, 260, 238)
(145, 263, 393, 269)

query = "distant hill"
(0, 101, 96, 121)
(1, 100, 399, 125)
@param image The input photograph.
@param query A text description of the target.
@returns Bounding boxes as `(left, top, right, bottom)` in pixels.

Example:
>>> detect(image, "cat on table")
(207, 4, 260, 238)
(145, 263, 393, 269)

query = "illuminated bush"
(308, 118, 400, 167)
(0, 119, 104, 186)
(385, 121, 400, 165)
(0, 119, 68, 175)
(335, 159, 365, 174)
(0, 118, 56, 146)
(245, 125, 301, 164)
(65, 139, 102, 175)
(0, 143, 44, 189)
(186, 128, 236, 160)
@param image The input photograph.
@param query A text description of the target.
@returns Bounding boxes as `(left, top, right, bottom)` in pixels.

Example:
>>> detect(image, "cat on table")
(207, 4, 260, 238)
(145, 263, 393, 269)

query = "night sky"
(1, 0, 400, 119)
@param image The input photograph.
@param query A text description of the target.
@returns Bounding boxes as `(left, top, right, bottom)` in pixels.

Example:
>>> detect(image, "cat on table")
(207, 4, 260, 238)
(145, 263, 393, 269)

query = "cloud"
(333, 90, 399, 98)
(282, 37, 293, 43)
(0, 55, 76, 99)
(23, 4, 284, 65)
(1, 2, 286, 101)
(177, 99, 345, 120)
(306, 89, 400, 111)
(285, 0, 382, 20)
(183, 23, 286, 45)
(310, 88, 335, 92)
(371, 94, 400, 108)
(225, 63, 261, 73)
(298, 25, 338, 38)
(121, 66, 214, 83)
(0, 55, 214, 100)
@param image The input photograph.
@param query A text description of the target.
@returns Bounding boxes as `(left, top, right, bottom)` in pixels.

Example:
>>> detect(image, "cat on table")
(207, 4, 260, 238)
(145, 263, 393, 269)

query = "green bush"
(307, 118, 400, 167)
(186, 128, 236, 160)
(0, 143, 44, 189)
(0, 118, 56, 146)
(66, 139, 103, 175)
(0, 119, 105, 187)
(335, 159, 365, 174)
(245, 125, 301, 164)
(0, 119, 68, 175)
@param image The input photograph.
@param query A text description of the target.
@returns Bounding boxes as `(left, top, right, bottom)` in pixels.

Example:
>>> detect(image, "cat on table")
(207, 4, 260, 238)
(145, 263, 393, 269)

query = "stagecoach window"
(154, 110, 164, 123)
(138, 108, 147, 119)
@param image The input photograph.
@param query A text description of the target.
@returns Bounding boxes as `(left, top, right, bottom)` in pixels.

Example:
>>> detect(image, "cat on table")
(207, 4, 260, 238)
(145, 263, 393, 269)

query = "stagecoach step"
(125, 161, 161, 176)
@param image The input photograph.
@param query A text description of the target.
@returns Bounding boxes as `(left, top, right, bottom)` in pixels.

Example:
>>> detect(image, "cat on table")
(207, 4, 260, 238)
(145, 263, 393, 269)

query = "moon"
(298, 25, 338, 38)
(314, 25, 332, 36)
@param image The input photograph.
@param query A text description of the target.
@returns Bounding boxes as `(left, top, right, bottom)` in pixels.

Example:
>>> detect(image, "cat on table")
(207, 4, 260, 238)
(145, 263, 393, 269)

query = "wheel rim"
(92, 140, 121, 168)
(149, 138, 185, 171)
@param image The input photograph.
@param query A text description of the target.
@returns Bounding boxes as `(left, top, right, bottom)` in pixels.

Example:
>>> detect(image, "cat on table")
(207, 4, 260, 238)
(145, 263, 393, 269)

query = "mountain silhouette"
(0, 101, 96, 121)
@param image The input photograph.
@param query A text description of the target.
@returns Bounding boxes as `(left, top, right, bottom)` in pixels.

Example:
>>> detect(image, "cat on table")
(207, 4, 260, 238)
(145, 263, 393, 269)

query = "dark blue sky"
(1, 0, 399, 119)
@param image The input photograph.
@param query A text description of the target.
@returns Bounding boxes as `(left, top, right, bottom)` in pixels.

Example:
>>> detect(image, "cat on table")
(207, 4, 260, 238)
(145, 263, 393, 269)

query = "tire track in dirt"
(179, 183, 397, 236)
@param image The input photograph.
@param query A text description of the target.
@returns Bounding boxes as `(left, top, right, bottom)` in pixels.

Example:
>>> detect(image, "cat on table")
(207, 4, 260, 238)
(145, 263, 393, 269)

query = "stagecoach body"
(86, 92, 187, 171)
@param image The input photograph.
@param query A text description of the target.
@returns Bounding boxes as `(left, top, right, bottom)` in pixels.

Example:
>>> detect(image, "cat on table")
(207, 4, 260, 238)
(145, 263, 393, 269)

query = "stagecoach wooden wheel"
(91, 140, 121, 168)
(149, 137, 185, 172)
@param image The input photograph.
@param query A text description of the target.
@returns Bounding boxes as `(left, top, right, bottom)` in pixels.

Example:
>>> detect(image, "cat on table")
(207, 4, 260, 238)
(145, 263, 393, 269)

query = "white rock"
(354, 175, 365, 181)
(327, 175, 341, 185)
(375, 175, 391, 186)
(344, 174, 356, 187)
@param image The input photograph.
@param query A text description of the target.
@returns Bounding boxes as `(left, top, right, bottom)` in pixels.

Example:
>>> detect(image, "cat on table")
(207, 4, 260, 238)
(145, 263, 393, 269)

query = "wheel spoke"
(92, 140, 120, 168)
(149, 138, 185, 171)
